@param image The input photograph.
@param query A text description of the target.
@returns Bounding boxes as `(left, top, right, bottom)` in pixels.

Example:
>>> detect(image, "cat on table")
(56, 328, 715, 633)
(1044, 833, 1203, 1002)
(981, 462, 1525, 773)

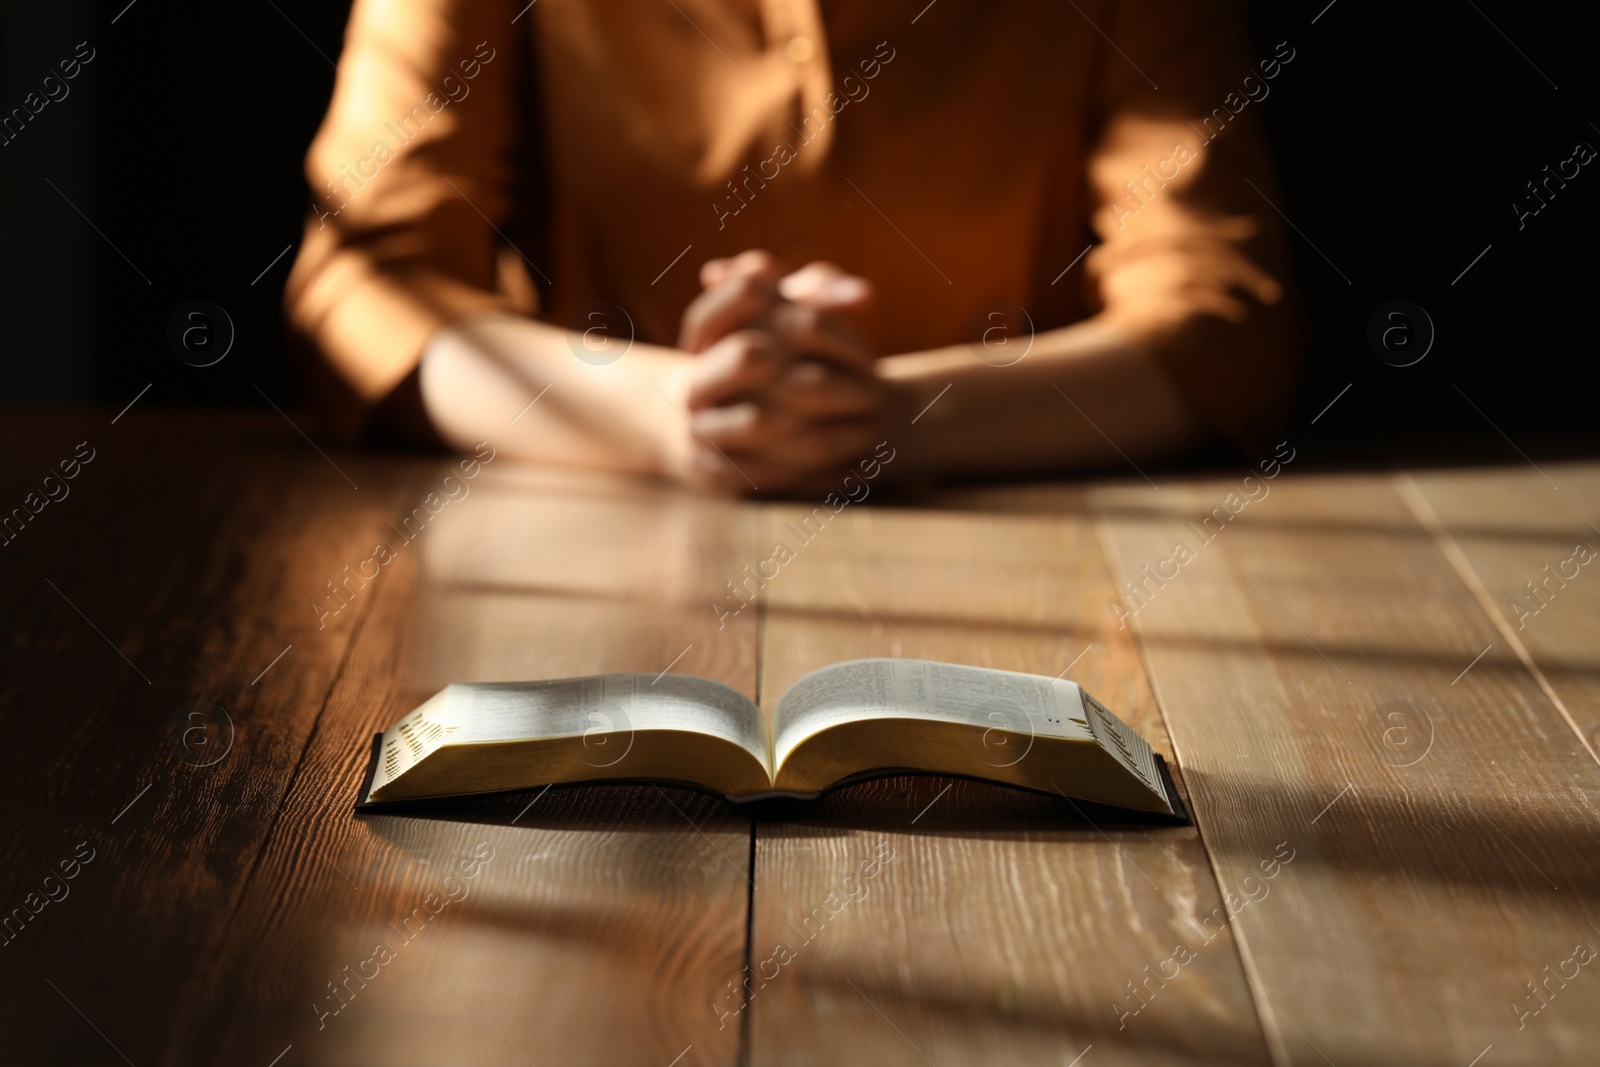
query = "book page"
(772, 658, 1095, 768)
(442, 673, 767, 768)
(1079, 690, 1165, 800)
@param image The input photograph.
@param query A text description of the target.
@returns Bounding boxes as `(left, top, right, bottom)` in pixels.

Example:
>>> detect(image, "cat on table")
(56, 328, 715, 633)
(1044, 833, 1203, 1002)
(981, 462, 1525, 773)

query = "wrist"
(874, 369, 954, 482)
(633, 347, 700, 481)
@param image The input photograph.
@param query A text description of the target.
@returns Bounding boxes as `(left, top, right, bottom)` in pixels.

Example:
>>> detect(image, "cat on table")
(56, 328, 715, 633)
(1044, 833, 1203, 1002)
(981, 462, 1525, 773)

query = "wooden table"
(3, 411, 1597, 1066)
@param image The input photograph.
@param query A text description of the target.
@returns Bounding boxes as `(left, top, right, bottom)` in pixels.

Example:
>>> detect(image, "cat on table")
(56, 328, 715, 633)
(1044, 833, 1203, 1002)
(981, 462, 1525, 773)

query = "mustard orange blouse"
(286, 0, 1299, 452)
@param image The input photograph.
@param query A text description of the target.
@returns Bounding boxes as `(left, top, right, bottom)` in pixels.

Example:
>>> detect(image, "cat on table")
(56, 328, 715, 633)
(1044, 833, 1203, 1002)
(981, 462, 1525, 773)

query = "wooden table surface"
(3, 411, 1597, 1067)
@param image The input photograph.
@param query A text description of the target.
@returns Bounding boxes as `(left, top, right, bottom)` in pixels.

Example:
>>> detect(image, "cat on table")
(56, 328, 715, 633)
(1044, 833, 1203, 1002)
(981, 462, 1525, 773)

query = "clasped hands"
(666, 250, 900, 495)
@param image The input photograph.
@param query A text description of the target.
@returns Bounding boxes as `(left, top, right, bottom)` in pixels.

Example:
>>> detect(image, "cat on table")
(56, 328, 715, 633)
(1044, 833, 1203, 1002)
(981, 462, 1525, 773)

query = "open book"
(357, 659, 1184, 818)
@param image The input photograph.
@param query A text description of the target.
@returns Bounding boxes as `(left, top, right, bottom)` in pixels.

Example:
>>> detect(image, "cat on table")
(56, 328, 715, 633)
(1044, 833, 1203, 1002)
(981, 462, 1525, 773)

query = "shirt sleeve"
(1082, 2, 1302, 456)
(283, 0, 535, 442)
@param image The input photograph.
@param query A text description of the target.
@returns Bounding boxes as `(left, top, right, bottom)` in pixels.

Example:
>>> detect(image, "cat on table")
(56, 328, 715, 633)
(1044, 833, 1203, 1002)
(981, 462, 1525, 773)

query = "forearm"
(417, 313, 694, 475)
(878, 316, 1206, 479)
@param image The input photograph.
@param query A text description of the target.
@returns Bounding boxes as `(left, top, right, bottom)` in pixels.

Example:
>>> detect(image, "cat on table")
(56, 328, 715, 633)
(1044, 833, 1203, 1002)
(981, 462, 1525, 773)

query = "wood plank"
(747, 493, 1273, 1065)
(1406, 462, 1600, 758)
(0, 411, 413, 1065)
(162, 462, 760, 1067)
(1091, 470, 1600, 1065)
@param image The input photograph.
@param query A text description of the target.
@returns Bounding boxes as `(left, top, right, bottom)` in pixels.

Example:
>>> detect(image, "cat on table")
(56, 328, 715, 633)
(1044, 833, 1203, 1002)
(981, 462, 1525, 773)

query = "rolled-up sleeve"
(284, 0, 533, 441)
(1083, 1, 1302, 455)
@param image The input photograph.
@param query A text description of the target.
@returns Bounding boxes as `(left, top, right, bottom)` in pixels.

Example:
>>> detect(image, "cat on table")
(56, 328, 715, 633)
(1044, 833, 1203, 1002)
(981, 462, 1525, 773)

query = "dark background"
(2, 1, 1594, 464)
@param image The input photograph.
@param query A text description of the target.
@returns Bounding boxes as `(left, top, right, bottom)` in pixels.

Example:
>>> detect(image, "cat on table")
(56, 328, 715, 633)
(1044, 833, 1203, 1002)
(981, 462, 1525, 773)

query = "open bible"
(357, 659, 1185, 818)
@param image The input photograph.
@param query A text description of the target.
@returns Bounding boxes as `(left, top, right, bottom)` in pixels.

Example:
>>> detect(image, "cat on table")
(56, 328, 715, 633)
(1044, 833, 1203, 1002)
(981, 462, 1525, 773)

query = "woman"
(286, 0, 1298, 494)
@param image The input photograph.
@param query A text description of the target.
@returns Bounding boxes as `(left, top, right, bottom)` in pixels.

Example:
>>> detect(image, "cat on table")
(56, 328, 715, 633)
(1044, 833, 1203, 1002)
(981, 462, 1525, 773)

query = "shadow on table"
(359, 774, 1187, 839)
(1183, 764, 1600, 903)
(360, 764, 1600, 905)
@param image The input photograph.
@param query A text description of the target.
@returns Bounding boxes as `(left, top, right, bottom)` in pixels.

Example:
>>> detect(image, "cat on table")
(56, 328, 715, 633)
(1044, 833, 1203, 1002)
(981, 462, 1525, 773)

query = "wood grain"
(746, 493, 1273, 1066)
(1091, 470, 1600, 1065)
(14, 410, 1600, 1066)
(0, 411, 412, 1066)
(161, 461, 760, 1067)
(1406, 463, 1600, 759)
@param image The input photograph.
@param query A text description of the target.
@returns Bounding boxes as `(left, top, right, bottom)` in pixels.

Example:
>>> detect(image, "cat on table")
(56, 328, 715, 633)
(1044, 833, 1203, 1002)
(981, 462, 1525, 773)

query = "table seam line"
(1395, 472, 1600, 769)
(1086, 491, 1290, 1067)
(150, 468, 422, 1065)
(739, 502, 770, 1067)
